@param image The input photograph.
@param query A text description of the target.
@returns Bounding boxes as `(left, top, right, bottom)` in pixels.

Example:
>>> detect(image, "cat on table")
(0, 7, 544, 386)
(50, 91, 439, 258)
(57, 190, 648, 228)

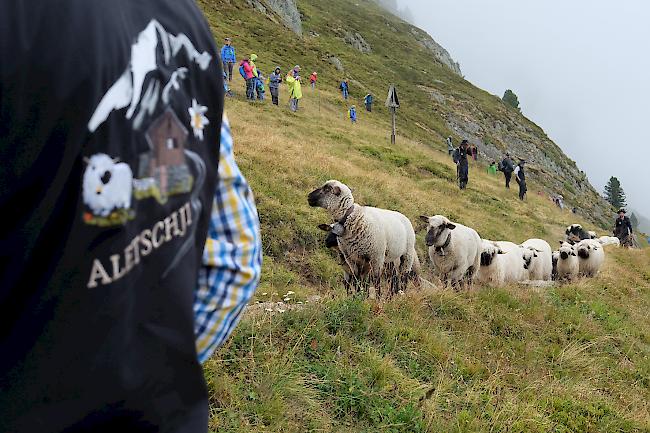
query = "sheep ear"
(446, 223, 456, 230)
(112, 157, 120, 163)
(317, 224, 332, 232)
(332, 186, 341, 196)
(419, 215, 430, 223)
(497, 249, 506, 255)
(83, 157, 90, 164)
(331, 224, 345, 236)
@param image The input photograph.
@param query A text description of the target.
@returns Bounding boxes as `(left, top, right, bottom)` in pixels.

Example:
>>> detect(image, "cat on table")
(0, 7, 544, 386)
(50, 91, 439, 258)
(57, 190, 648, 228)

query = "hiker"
(487, 161, 498, 175)
(250, 53, 260, 79)
(614, 209, 633, 247)
(364, 93, 374, 112)
(514, 159, 527, 200)
(0, 3, 262, 431)
(453, 139, 470, 190)
(286, 65, 303, 112)
(255, 70, 266, 100)
(446, 136, 454, 156)
(269, 66, 282, 105)
(239, 56, 255, 100)
(220, 37, 236, 81)
(348, 105, 357, 124)
(309, 71, 318, 89)
(340, 78, 349, 100)
(471, 144, 478, 161)
(500, 152, 515, 188)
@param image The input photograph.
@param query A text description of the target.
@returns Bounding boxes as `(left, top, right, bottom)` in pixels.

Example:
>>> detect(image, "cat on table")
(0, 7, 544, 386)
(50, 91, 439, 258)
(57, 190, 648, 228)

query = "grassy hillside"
(199, 0, 613, 227)
(196, 1, 650, 431)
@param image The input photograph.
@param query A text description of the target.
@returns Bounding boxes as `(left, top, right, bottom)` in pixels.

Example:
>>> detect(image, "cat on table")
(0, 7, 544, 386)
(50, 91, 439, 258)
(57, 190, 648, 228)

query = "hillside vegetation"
(197, 1, 650, 431)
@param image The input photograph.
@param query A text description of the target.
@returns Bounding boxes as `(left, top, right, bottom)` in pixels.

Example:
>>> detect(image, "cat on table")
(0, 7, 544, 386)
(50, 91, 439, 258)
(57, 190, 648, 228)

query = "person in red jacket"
(309, 71, 318, 89)
(240, 57, 255, 100)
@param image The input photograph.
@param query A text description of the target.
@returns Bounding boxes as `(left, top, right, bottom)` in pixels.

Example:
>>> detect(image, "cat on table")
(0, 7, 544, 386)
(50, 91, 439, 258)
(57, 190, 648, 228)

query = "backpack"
(239, 64, 246, 79)
(452, 148, 460, 164)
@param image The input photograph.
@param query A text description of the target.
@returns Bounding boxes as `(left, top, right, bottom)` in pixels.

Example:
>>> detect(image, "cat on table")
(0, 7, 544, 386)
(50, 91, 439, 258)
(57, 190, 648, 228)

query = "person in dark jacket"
(269, 66, 282, 106)
(614, 209, 633, 247)
(514, 159, 527, 200)
(453, 139, 470, 189)
(500, 153, 515, 188)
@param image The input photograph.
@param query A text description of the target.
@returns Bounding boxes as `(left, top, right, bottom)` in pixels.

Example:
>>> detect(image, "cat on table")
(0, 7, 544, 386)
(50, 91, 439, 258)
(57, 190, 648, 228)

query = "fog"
(398, 0, 650, 220)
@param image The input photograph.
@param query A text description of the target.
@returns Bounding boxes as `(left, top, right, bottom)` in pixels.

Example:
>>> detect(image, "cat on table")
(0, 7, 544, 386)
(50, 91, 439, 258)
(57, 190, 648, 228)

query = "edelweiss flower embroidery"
(188, 99, 209, 140)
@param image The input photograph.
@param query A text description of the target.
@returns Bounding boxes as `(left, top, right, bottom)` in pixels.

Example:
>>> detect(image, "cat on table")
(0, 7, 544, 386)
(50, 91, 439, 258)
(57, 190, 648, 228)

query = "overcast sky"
(400, 0, 650, 218)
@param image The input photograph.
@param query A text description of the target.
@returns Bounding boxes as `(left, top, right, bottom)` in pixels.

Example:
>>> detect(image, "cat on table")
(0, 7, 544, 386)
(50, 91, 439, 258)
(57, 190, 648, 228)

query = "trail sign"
(386, 84, 399, 144)
(385, 84, 400, 108)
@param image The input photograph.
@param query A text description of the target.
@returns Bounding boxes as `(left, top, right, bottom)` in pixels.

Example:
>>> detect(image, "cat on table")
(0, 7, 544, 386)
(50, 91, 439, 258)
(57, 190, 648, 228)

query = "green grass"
(196, 1, 650, 431)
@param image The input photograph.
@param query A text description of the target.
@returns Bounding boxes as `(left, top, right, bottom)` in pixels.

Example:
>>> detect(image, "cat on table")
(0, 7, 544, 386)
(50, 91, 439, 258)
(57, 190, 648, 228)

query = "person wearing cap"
(487, 161, 498, 175)
(614, 209, 633, 247)
(269, 66, 282, 106)
(309, 71, 318, 89)
(453, 139, 470, 189)
(286, 65, 303, 112)
(220, 37, 236, 81)
(364, 93, 374, 112)
(513, 159, 527, 200)
(500, 152, 515, 188)
(348, 105, 357, 123)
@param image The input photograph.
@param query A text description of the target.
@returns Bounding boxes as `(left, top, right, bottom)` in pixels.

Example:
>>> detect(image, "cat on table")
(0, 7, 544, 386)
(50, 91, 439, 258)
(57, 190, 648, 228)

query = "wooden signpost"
(385, 84, 400, 144)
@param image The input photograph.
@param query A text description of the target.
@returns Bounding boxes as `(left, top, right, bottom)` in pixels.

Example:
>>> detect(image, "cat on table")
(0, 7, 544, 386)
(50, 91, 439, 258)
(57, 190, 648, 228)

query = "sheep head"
(558, 242, 576, 260)
(308, 180, 354, 217)
(520, 246, 539, 269)
(317, 223, 344, 248)
(419, 215, 456, 247)
(576, 240, 599, 259)
(480, 240, 504, 267)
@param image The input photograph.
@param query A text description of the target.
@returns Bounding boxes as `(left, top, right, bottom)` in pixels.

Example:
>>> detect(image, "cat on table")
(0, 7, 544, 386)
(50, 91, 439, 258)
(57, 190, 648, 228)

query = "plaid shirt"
(194, 114, 262, 363)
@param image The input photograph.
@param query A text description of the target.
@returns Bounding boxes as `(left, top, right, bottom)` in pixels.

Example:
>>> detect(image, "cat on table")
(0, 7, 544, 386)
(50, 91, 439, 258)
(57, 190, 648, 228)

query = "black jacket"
(615, 216, 633, 236)
(501, 157, 514, 173)
(0, 1, 224, 431)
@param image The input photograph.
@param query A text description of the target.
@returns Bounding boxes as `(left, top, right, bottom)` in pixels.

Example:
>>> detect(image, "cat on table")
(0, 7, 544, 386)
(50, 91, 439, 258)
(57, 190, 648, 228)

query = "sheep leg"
(368, 257, 383, 300)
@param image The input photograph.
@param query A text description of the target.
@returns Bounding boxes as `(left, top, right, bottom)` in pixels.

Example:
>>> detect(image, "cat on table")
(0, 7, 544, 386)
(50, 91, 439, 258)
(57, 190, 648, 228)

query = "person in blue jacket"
(348, 105, 357, 123)
(364, 93, 373, 112)
(340, 78, 349, 100)
(220, 37, 236, 81)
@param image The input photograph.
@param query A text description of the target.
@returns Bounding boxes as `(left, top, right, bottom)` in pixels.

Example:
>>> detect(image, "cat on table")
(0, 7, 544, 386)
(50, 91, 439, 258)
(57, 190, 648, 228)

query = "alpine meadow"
(198, 0, 650, 431)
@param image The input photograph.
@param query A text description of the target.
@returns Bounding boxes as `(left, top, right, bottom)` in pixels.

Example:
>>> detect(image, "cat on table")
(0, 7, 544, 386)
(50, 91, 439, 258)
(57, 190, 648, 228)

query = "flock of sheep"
(308, 180, 617, 298)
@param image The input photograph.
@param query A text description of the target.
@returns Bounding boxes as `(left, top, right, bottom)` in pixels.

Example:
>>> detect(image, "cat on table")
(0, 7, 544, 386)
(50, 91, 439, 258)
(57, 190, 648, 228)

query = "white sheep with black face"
(308, 180, 418, 298)
(477, 240, 528, 286)
(576, 239, 605, 277)
(556, 241, 579, 281)
(520, 239, 553, 281)
(420, 215, 481, 288)
(82, 153, 133, 217)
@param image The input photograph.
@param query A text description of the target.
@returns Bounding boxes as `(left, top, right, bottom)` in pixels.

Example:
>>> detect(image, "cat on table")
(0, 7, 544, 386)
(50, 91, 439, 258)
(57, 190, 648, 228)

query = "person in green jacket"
(487, 161, 498, 175)
(286, 65, 303, 112)
(250, 53, 260, 78)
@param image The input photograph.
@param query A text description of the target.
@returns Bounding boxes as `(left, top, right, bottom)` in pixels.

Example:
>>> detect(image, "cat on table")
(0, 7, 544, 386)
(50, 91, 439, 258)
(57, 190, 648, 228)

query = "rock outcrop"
(409, 28, 462, 76)
(246, 0, 302, 35)
(343, 30, 371, 53)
